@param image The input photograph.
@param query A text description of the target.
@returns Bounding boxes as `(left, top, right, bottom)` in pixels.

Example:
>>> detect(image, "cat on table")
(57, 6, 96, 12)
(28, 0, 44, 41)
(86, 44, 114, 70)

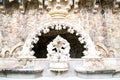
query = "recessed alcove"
(32, 29, 86, 58)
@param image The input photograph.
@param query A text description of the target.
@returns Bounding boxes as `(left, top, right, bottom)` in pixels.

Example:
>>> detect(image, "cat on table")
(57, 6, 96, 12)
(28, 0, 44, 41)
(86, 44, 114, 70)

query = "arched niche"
(21, 20, 99, 58)
(32, 29, 85, 58)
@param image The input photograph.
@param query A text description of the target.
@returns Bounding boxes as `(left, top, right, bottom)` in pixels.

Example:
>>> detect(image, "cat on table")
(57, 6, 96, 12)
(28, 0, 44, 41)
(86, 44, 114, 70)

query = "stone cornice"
(0, 0, 119, 14)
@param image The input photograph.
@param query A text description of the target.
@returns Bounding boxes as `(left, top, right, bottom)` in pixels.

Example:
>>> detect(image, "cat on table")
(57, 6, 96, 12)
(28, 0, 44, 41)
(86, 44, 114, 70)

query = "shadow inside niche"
(32, 29, 86, 58)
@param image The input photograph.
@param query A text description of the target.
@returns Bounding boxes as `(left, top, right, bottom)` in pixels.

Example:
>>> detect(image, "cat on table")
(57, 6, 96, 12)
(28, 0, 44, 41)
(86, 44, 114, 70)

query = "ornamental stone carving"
(47, 35, 70, 62)
(47, 35, 70, 71)
(21, 20, 99, 58)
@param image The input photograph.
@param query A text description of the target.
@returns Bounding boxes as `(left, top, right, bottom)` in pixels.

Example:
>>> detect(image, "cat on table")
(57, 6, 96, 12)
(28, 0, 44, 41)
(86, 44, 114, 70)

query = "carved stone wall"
(0, 0, 120, 58)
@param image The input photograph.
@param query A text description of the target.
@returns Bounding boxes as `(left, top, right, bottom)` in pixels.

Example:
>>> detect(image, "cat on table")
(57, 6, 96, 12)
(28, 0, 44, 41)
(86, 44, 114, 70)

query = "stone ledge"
(75, 69, 116, 74)
(0, 68, 44, 74)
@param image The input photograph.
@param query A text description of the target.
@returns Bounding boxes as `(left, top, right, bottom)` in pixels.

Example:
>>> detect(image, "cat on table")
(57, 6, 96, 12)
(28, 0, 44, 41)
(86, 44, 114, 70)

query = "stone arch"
(32, 29, 86, 58)
(21, 21, 99, 58)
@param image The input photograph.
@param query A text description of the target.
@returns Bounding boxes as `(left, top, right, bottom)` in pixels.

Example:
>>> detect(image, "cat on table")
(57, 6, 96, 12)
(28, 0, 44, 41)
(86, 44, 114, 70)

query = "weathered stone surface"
(0, 0, 120, 58)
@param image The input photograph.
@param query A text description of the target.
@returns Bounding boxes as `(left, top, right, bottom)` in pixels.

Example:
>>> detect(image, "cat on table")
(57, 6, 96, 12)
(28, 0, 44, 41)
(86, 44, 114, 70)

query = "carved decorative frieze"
(0, 0, 119, 14)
